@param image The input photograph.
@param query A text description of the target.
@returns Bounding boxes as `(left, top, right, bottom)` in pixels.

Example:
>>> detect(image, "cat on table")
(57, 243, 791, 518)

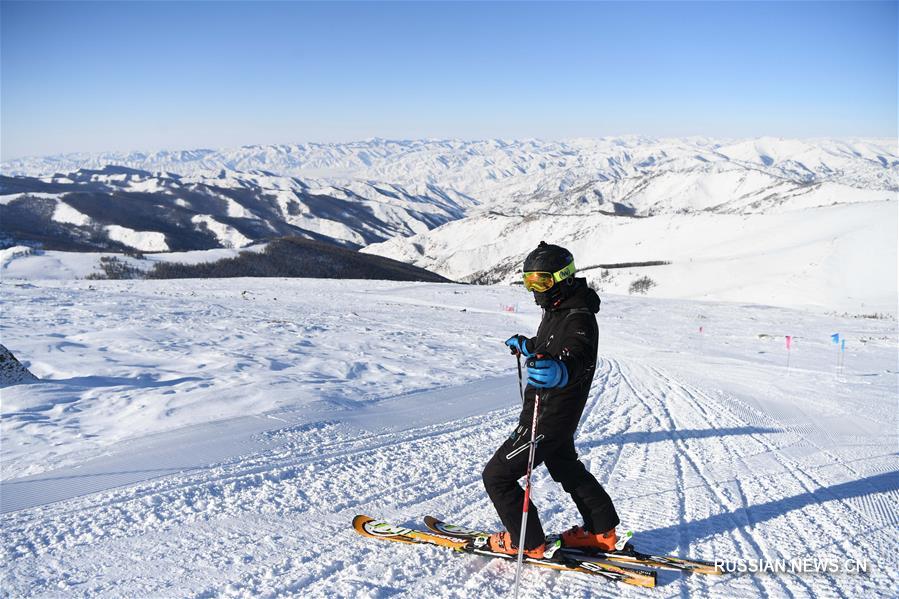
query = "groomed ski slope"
(1, 279, 897, 598)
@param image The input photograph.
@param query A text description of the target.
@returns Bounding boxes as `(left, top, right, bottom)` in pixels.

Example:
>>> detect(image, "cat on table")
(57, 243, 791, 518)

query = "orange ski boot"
(561, 525, 617, 551)
(485, 531, 547, 559)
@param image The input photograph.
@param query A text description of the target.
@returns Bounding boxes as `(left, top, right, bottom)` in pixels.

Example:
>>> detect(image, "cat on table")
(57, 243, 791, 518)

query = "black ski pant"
(482, 428, 620, 550)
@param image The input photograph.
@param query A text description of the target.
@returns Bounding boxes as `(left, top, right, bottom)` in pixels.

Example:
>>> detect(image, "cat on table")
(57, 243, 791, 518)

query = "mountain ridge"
(0, 165, 474, 252)
(4, 137, 895, 196)
(2, 137, 895, 312)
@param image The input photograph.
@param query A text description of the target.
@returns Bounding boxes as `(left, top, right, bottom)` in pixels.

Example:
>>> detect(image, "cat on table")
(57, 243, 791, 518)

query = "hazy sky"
(2, 1, 896, 160)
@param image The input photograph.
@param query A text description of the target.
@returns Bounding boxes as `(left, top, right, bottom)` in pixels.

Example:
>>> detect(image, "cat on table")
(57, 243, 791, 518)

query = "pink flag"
(785, 335, 792, 350)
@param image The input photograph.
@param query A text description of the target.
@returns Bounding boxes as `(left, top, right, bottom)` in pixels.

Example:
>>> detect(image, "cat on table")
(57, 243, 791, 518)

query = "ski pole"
(513, 357, 543, 599)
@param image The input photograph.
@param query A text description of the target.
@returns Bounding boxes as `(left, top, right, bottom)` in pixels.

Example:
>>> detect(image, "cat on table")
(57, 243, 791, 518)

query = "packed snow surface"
(1, 279, 896, 598)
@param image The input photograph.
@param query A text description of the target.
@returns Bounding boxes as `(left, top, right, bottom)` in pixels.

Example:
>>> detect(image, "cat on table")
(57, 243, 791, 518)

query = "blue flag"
(841, 339, 846, 351)
(831, 333, 840, 344)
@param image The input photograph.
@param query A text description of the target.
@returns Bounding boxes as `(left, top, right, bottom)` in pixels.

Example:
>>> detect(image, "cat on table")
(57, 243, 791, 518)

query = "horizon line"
(3, 134, 897, 163)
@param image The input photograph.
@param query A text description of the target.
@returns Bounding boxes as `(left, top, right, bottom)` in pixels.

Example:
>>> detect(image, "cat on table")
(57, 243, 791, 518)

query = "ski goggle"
(522, 260, 576, 292)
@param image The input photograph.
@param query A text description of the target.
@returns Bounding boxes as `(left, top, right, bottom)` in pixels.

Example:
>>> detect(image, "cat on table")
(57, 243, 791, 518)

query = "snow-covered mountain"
(4, 137, 895, 202)
(0, 166, 474, 252)
(3, 137, 895, 313)
(363, 199, 897, 314)
(337, 138, 897, 314)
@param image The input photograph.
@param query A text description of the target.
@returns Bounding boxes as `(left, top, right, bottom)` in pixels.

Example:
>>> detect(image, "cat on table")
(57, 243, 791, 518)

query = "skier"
(482, 241, 620, 558)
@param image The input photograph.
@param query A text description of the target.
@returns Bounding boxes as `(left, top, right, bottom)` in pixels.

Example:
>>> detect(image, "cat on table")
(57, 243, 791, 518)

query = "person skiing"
(482, 241, 620, 559)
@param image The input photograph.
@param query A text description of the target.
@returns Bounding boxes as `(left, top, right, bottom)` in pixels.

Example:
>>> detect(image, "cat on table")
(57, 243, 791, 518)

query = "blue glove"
(526, 357, 569, 388)
(504, 335, 534, 357)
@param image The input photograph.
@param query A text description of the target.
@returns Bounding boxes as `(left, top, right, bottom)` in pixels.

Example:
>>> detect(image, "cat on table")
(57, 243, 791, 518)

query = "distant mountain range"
(1, 137, 896, 311)
(4, 137, 895, 198)
(2, 137, 894, 252)
(0, 165, 474, 252)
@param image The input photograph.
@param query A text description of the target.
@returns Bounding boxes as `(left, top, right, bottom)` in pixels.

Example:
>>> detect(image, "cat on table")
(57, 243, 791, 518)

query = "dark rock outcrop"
(0, 344, 38, 386)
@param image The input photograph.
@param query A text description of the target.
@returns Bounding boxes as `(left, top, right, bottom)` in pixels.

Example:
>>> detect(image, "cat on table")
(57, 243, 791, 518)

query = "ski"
(353, 515, 656, 587)
(424, 515, 722, 576)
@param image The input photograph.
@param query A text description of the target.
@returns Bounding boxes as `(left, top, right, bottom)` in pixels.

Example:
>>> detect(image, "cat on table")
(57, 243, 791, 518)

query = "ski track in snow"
(1, 279, 897, 598)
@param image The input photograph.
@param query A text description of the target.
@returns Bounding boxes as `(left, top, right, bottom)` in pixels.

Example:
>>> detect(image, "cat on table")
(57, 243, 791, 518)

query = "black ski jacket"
(520, 278, 601, 439)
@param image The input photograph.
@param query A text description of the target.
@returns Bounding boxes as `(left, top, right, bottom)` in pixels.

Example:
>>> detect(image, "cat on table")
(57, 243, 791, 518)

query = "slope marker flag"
(785, 335, 793, 370)
(831, 333, 842, 376)
(839, 338, 846, 376)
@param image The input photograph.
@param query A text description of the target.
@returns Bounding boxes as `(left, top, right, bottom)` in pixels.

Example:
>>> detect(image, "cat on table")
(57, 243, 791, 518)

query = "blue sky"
(1, 1, 896, 159)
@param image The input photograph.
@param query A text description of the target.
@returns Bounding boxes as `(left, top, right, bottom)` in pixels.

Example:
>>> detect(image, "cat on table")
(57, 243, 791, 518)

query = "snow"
(365, 200, 898, 315)
(104, 225, 169, 252)
(1, 279, 896, 597)
(1, 136, 896, 596)
(224, 197, 254, 219)
(146, 244, 267, 265)
(0, 246, 267, 280)
(51, 200, 91, 227)
(4, 137, 893, 272)
(126, 177, 167, 193)
(1, 247, 109, 279)
(101, 167, 475, 247)
(190, 214, 254, 248)
(0, 246, 36, 270)
(4, 138, 895, 202)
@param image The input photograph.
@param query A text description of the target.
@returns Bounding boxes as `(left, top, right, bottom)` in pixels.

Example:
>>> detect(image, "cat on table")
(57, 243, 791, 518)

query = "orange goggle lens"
(523, 260, 576, 292)
(523, 271, 555, 292)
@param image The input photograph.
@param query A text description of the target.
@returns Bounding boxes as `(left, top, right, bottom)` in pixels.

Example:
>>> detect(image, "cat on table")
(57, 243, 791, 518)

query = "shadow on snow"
(639, 470, 899, 555)
(589, 426, 781, 446)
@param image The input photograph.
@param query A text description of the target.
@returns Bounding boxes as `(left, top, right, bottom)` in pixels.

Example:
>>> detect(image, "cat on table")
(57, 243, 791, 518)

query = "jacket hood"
(552, 277, 601, 313)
